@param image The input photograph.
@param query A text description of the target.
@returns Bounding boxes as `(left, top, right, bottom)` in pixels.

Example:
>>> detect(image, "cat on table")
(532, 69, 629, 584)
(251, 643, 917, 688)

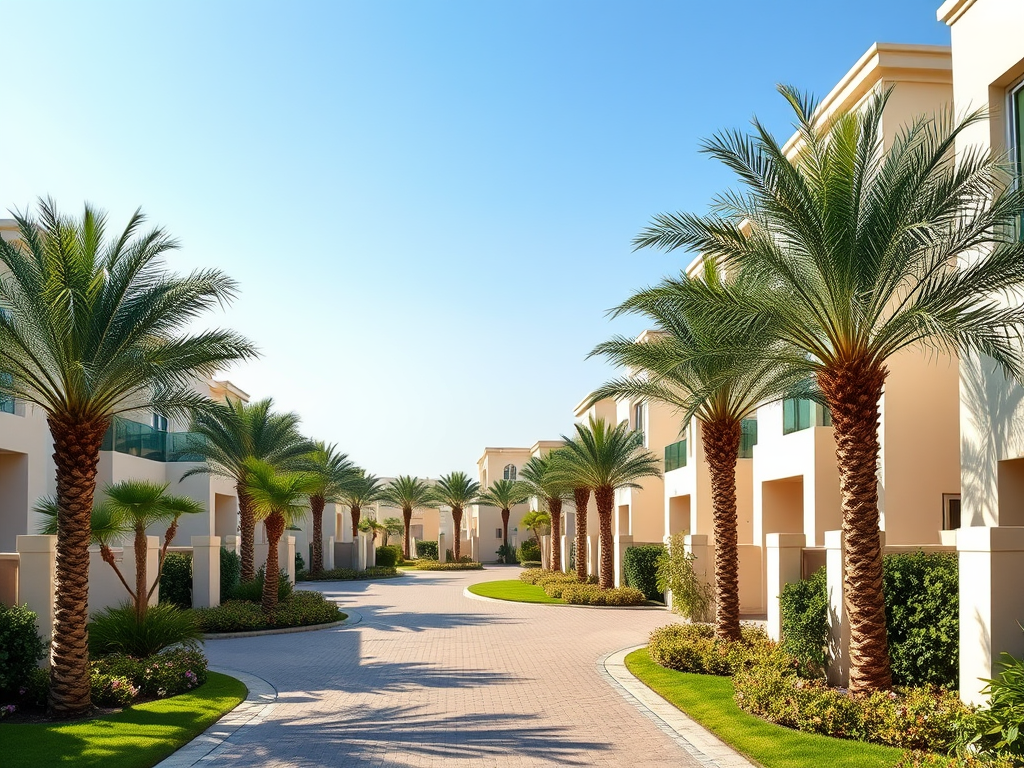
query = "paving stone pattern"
(199, 569, 707, 767)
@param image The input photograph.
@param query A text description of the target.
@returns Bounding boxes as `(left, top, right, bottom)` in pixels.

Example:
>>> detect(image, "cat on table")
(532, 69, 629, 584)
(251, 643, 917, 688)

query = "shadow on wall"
(960, 354, 1024, 526)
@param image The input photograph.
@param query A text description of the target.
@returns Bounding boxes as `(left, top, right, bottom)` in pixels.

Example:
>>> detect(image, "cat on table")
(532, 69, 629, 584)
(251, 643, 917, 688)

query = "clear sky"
(0, 1, 950, 478)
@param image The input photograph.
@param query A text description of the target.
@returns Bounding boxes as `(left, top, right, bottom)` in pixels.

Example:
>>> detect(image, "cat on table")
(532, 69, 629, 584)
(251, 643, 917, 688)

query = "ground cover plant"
(192, 590, 343, 633)
(414, 561, 484, 571)
(297, 566, 400, 581)
(0, 671, 245, 768)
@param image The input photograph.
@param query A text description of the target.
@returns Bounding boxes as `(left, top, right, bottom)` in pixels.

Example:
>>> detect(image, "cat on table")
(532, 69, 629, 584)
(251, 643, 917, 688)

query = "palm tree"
(555, 418, 661, 589)
(184, 398, 310, 582)
(475, 478, 530, 549)
(431, 471, 481, 562)
(520, 452, 573, 572)
(0, 199, 253, 716)
(634, 86, 1024, 692)
(300, 441, 357, 575)
(340, 471, 387, 540)
(380, 475, 435, 559)
(39, 481, 204, 621)
(520, 509, 551, 546)
(242, 459, 314, 613)
(590, 263, 810, 640)
(358, 517, 387, 542)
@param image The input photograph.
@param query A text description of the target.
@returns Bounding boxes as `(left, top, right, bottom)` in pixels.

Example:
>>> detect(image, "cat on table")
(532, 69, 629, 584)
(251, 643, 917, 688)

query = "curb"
(462, 585, 668, 610)
(598, 646, 757, 768)
(153, 668, 278, 768)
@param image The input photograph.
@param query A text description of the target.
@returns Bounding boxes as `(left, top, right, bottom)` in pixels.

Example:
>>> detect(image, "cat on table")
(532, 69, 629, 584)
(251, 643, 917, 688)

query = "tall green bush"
(229, 567, 292, 603)
(88, 603, 200, 658)
(623, 544, 664, 601)
(0, 604, 46, 696)
(415, 540, 438, 560)
(656, 533, 712, 621)
(780, 566, 829, 677)
(519, 538, 541, 562)
(375, 545, 402, 568)
(220, 547, 241, 602)
(159, 552, 193, 609)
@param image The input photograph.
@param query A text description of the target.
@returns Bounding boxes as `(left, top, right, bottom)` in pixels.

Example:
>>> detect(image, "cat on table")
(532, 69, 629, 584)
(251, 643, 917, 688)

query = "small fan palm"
(0, 199, 254, 715)
(554, 418, 661, 589)
(340, 471, 387, 540)
(300, 441, 358, 575)
(519, 452, 573, 571)
(634, 86, 1024, 691)
(590, 263, 810, 639)
(475, 478, 531, 549)
(520, 509, 551, 547)
(431, 471, 481, 562)
(184, 398, 311, 581)
(380, 476, 435, 558)
(242, 459, 315, 613)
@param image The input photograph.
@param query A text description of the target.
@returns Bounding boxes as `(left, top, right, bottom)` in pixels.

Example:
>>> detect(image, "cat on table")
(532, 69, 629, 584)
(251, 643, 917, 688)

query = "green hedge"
(519, 538, 541, 562)
(296, 566, 399, 581)
(0, 604, 46, 698)
(192, 591, 343, 633)
(623, 544, 664, 601)
(160, 552, 193, 609)
(415, 541, 438, 560)
(559, 584, 646, 606)
(375, 545, 402, 568)
(648, 623, 779, 676)
(414, 561, 483, 571)
(780, 566, 829, 678)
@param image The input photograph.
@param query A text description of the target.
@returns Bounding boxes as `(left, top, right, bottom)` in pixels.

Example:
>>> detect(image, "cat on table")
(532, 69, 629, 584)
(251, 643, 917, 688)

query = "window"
(634, 402, 645, 434)
(1012, 79, 1024, 234)
(783, 398, 812, 434)
(503, 464, 516, 481)
(739, 418, 758, 459)
(495, 528, 502, 539)
(664, 440, 687, 472)
(0, 371, 13, 415)
(152, 413, 168, 432)
(943, 494, 962, 531)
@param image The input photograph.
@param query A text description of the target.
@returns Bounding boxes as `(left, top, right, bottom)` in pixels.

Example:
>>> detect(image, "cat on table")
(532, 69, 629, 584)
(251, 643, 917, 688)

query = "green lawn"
(624, 649, 905, 768)
(0, 671, 246, 768)
(468, 579, 565, 604)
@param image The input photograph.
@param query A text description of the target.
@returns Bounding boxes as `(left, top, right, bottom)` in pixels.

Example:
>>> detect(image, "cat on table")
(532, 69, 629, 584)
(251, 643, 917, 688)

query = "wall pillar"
(0, 553, 19, 607)
(540, 535, 550, 570)
(357, 532, 368, 571)
(765, 532, 806, 642)
(683, 534, 713, 587)
(191, 535, 221, 609)
(438, 532, 447, 563)
(325, 536, 335, 571)
(560, 535, 569, 573)
(958, 526, 1024, 705)
(613, 535, 634, 588)
(366, 534, 375, 568)
(586, 535, 599, 579)
(16, 535, 55, 654)
(283, 535, 296, 583)
(222, 535, 239, 555)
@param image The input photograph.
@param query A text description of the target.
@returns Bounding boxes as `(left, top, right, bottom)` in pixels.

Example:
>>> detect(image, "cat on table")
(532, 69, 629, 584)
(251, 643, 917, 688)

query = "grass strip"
(468, 579, 565, 604)
(624, 648, 904, 768)
(1, 671, 246, 768)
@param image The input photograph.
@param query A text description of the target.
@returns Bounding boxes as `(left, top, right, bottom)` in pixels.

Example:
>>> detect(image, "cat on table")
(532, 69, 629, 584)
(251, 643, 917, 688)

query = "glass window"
(495, 528, 502, 539)
(664, 439, 687, 472)
(783, 398, 813, 434)
(739, 418, 758, 459)
(152, 414, 168, 432)
(503, 464, 516, 481)
(943, 494, 962, 530)
(1013, 80, 1024, 234)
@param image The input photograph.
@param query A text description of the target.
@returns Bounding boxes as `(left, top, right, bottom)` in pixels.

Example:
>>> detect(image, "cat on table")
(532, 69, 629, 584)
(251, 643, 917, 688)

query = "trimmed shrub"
(558, 584, 646, 606)
(894, 752, 1016, 768)
(229, 567, 292, 603)
(496, 543, 518, 563)
(624, 544, 664, 602)
(648, 623, 781, 676)
(16, 667, 49, 707)
(159, 552, 193, 609)
(519, 538, 541, 562)
(92, 647, 207, 698)
(89, 602, 201, 658)
(297, 566, 399, 581)
(414, 561, 484, 571)
(780, 566, 828, 678)
(0, 604, 47, 697)
(521, 561, 542, 569)
(220, 547, 241, 602)
(375, 545, 402, 568)
(657, 533, 713, 622)
(519, 568, 567, 585)
(91, 669, 138, 707)
(416, 540, 438, 560)
(193, 590, 342, 633)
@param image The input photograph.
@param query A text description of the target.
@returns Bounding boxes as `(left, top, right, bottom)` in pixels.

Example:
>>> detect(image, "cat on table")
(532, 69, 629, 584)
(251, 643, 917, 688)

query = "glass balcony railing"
(783, 398, 831, 435)
(665, 439, 687, 472)
(0, 396, 15, 415)
(101, 416, 205, 462)
(739, 418, 758, 458)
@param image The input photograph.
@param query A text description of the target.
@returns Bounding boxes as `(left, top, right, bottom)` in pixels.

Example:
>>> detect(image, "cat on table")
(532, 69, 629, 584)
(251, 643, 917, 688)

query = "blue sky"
(0, 1, 950, 477)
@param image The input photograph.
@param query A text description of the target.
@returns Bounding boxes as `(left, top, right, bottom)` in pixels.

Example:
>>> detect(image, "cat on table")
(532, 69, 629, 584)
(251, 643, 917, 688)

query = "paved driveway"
(199, 569, 700, 767)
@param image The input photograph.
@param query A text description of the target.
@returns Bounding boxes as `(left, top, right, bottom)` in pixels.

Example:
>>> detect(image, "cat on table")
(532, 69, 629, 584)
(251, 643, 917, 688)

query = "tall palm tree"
(634, 86, 1024, 692)
(554, 418, 661, 589)
(242, 459, 314, 613)
(0, 199, 253, 716)
(380, 475, 435, 559)
(340, 471, 387, 540)
(300, 441, 357, 575)
(431, 471, 481, 562)
(184, 398, 310, 582)
(590, 263, 810, 640)
(475, 478, 531, 549)
(520, 452, 573, 572)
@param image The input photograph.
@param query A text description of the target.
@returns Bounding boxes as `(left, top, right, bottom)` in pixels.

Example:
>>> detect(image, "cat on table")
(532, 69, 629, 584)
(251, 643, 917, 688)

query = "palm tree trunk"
(703, 418, 743, 642)
(309, 495, 325, 575)
(350, 504, 361, 540)
(501, 508, 510, 548)
(47, 416, 108, 717)
(262, 512, 285, 613)
(819, 358, 892, 693)
(237, 483, 256, 582)
(595, 486, 615, 589)
(452, 507, 463, 561)
(549, 497, 562, 571)
(573, 487, 590, 582)
(403, 508, 412, 559)
(134, 523, 148, 622)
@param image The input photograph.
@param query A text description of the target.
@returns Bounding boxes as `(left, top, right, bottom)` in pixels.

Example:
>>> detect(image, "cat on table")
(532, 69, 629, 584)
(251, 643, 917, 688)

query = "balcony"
(665, 439, 687, 472)
(101, 417, 205, 462)
(0, 396, 14, 415)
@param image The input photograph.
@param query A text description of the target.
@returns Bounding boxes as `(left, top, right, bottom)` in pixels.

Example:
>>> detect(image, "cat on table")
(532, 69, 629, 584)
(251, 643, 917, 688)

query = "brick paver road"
(201, 568, 700, 767)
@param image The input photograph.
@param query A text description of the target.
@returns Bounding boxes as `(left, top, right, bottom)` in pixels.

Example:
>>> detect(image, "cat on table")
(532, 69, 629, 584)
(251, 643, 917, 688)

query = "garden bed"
(414, 561, 484, 571)
(468, 580, 565, 604)
(296, 566, 400, 581)
(192, 591, 344, 633)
